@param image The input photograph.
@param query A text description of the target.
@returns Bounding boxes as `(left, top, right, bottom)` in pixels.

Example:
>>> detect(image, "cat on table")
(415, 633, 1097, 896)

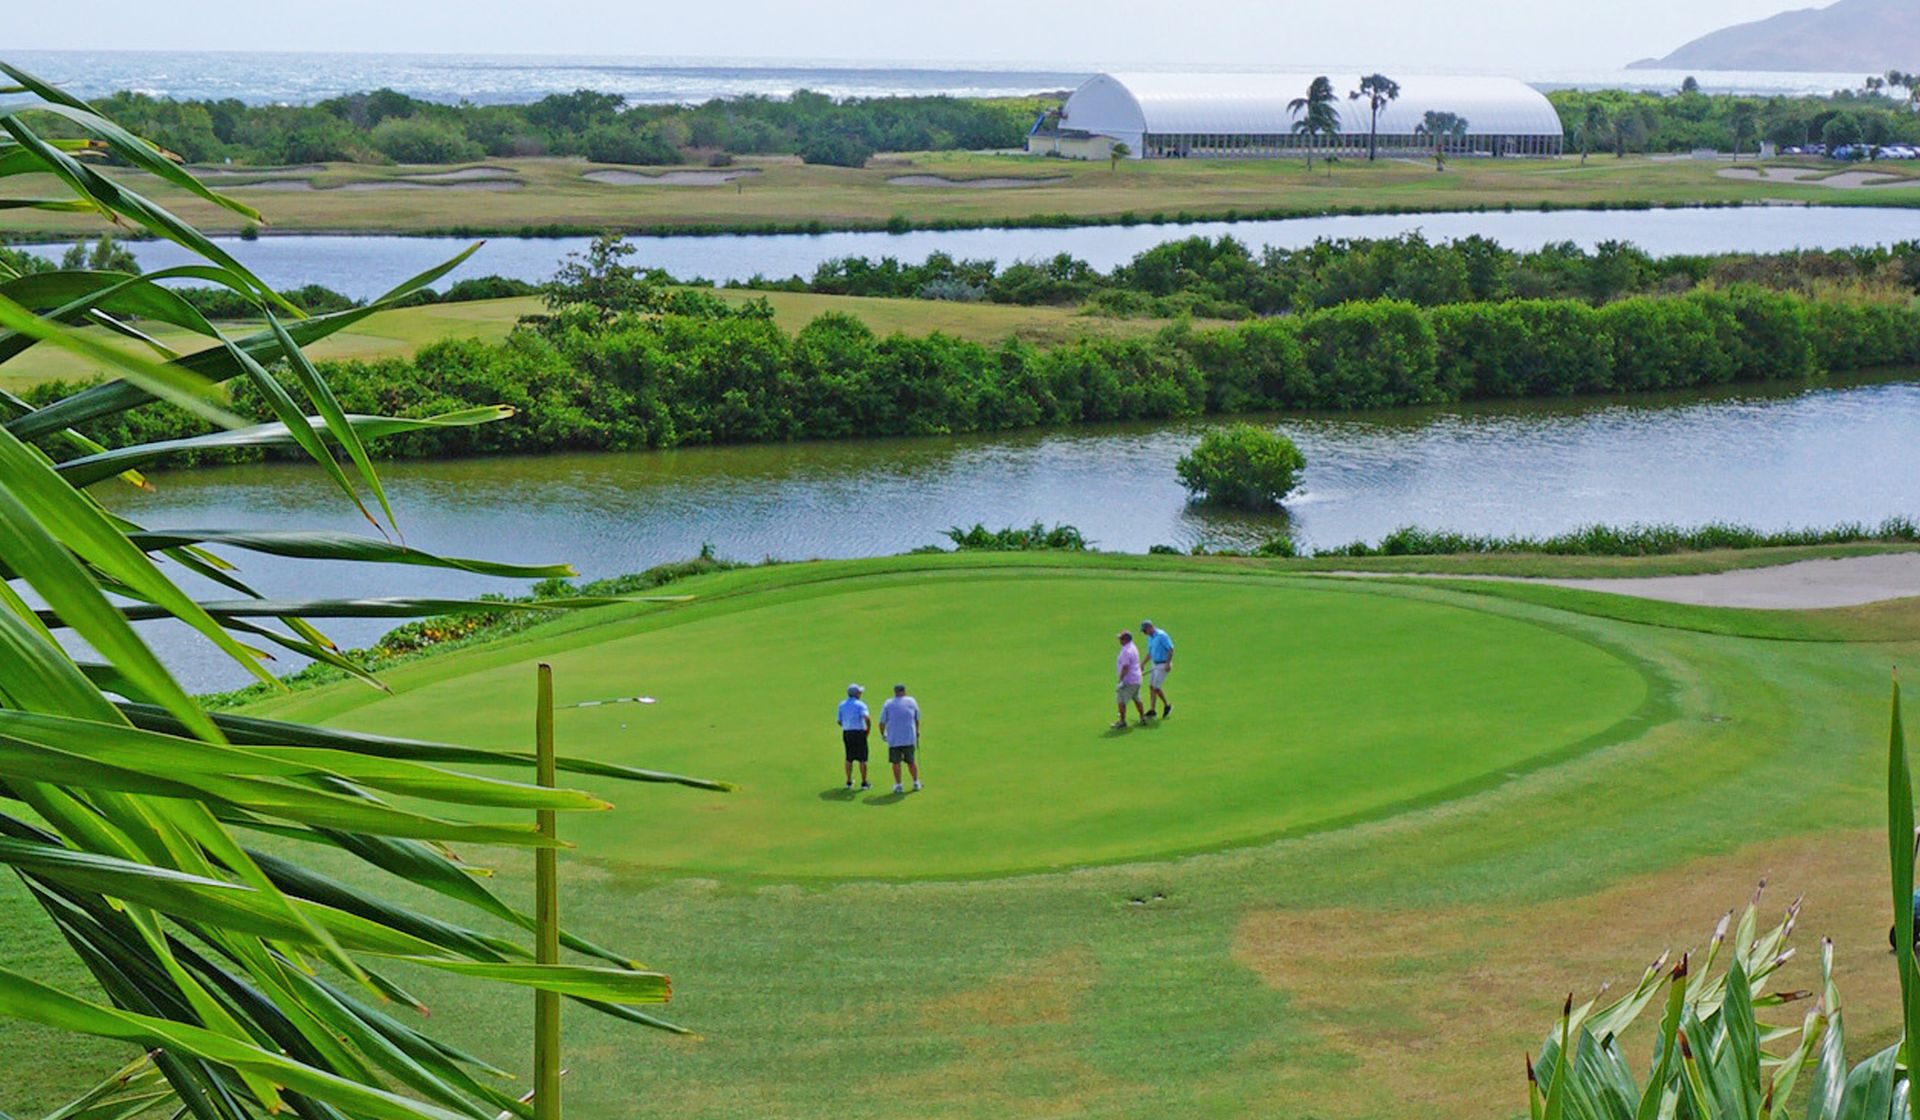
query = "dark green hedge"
(29, 286, 1920, 467)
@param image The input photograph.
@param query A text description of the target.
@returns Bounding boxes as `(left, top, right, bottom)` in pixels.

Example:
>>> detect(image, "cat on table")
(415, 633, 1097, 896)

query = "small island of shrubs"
(1176, 425, 1307, 510)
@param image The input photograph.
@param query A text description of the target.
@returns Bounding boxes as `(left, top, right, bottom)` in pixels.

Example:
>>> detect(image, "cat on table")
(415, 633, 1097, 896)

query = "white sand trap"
(1717, 166, 1910, 189)
(887, 174, 1070, 188)
(337, 179, 522, 191)
(1526, 553, 1920, 608)
(1331, 552, 1920, 608)
(188, 164, 325, 177)
(232, 179, 522, 192)
(398, 167, 516, 182)
(582, 168, 760, 186)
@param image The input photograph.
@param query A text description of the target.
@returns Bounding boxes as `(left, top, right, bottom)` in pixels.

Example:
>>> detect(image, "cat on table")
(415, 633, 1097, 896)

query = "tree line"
(30, 280, 1920, 468)
(29, 87, 1035, 169)
(1548, 81, 1920, 159)
(761, 232, 1920, 319)
(31, 77, 1920, 170)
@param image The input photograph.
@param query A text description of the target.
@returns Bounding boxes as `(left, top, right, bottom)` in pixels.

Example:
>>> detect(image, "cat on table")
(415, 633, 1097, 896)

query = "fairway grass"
(7, 552, 1915, 1117)
(5, 152, 1914, 237)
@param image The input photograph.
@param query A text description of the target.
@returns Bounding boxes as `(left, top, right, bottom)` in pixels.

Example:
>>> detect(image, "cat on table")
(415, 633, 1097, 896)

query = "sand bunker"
(397, 167, 516, 182)
(582, 168, 760, 186)
(337, 179, 521, 191)
(1717, 166, 1911, 189)
(188, 164, 325, 177)
(887, 174, 1070, 188)
(1526, 553, 1920, 608)
(230, 178, 522, 192)
(1339, 553, 1920, 609)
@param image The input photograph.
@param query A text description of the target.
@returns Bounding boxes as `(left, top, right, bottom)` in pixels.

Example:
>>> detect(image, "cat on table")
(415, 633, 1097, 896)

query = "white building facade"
(1031, 73, 1565, 160)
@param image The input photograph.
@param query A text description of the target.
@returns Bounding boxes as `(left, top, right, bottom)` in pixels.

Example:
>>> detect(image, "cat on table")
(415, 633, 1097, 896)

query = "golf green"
(322, 571, 1650, 878)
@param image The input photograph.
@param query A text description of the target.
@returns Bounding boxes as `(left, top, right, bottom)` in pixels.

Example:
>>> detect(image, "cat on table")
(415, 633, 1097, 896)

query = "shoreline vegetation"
(28, 275, 1920, 472)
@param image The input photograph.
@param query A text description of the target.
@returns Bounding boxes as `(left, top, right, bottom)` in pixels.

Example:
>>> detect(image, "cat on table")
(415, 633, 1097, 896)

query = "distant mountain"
(1629, 0, 1920, 73)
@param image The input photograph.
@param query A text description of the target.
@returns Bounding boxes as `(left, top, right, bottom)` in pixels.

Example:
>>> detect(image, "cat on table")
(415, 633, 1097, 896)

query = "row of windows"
(1141, 132, 1564, 158)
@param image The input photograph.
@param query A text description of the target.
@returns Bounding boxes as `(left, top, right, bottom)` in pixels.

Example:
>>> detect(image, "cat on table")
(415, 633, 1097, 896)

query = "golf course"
(8, 152, 1920, 238)
(12, 547, 1908, 1117)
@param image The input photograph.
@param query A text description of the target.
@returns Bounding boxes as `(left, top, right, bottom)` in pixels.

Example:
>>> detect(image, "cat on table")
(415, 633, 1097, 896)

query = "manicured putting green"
(326, 572, 1649, 878)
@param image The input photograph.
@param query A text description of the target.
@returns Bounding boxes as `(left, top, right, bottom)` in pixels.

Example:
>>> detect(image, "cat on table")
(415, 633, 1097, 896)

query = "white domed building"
(1029, 72, 1565, 160)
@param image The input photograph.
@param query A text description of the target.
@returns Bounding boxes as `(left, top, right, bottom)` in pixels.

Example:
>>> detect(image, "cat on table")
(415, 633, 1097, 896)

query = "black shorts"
(842, 729, 869, 762)
(888, 744, 916, 765)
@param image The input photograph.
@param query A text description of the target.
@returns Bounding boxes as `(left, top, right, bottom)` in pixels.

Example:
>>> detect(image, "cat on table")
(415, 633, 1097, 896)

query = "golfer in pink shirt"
(1113, 630, 1147, 729)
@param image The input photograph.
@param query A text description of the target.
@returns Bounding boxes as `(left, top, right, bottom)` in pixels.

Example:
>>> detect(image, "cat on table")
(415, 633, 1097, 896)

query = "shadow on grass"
(864, 790, 909, 806)
(817, 787, 863, 801)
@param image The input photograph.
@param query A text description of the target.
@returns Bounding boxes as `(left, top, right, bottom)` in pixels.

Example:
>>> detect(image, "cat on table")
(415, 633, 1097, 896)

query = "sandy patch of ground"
(1530, 553, 1920, 608)
(232, 179, 522, 192)
(187, 164, 325, 177)
(581, 168, 761, 186)
(886, 174, 1071, 188)
(336, 179, 522, 191)
(1718, 166, 1910, 188)
(1336, 553, 1920, 609)
(1233, 831, 1900, 1117)
(396, 167, 516, 182)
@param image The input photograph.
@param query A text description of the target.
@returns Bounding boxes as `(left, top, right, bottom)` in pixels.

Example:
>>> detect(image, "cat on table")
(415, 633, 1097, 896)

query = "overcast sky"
(8, 0, 1828, 72)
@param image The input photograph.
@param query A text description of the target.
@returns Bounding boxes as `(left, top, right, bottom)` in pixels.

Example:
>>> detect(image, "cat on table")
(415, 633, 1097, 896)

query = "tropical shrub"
(0, 60, 726, 1120)
(367, 116, 483, 163)
(1431, 299, 1613, 398)
(1527, 684, 1913, 1120)
(1295, 300, 1441, 409)
(1598, 295, 1736, 390)
(1176, 425, 1307, 509)
(941, 522, 1089, 551)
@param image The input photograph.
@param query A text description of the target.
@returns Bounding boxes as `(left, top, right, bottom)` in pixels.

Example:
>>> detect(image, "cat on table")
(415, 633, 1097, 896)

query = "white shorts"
(1149, 662, 1171, 689)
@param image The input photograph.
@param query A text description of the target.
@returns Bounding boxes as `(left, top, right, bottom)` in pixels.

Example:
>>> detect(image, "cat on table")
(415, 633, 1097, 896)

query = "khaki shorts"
(1149, 662, 1171, 689)
(1116, 681, 1141, 704)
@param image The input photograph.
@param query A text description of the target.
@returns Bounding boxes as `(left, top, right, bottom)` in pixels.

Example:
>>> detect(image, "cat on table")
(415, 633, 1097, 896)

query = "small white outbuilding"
(1030, 72, 1565, 160)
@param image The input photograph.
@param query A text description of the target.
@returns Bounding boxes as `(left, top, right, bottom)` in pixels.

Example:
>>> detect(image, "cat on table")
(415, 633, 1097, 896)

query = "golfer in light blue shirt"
(836, 684, 872, 791)
(1141, 619, 1175, 718)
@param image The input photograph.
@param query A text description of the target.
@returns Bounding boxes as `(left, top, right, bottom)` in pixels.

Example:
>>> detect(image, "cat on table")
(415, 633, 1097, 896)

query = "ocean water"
(1, 50, 1879, 107)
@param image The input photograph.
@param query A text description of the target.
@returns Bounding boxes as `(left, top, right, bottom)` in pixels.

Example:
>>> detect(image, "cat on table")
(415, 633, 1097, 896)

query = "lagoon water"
(35, 206, 1920, 300)
(99, 375, 1920, 692)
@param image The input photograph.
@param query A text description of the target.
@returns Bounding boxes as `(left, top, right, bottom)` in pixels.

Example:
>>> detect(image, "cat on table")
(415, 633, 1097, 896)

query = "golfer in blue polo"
(1142, 619, 1175, 718)
(837, 684, 872, 791)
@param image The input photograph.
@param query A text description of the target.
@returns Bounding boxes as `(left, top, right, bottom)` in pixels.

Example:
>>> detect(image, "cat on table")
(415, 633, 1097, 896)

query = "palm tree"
(1288, 76, 1341, 173)
(0, 60, 729, 1120)
(1109, 140, 1130, 171)
(1579, 102, 1608, 166)
(1728, 101, 1759, 161)
(1349, 74, 1400, 161)
(1415, 110, 1468, 171)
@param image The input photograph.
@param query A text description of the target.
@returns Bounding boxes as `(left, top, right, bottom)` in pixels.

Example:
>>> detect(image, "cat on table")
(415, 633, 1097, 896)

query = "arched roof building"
(1033, 73, 1565, 159)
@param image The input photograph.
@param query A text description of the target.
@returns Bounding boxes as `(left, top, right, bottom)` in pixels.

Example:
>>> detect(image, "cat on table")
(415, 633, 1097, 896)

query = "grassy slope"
(0, 290, 1195, 392)
(5, 152, 1916, 237)
(8, 551, 1917, 1115)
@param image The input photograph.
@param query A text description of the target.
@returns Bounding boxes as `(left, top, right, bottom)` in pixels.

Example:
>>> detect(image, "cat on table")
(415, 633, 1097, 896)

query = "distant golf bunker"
(582, 168, 763, 186)
(232, 178, 523, 192)
(887, 174, 1072, 188)
(1718, 166, 1912, 189)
